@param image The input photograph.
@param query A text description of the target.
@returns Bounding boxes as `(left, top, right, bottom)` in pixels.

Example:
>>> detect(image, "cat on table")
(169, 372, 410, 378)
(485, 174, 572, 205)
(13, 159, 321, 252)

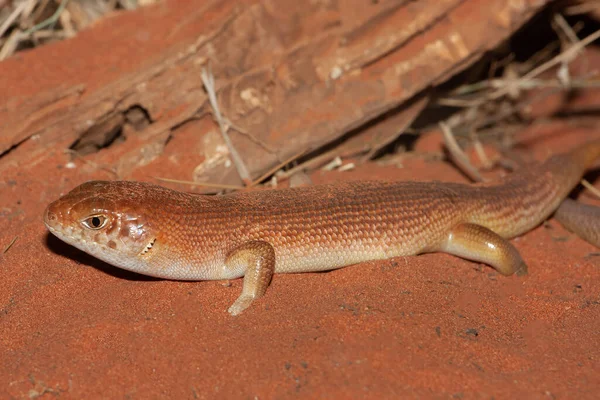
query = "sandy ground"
(2, 125, 600, 399)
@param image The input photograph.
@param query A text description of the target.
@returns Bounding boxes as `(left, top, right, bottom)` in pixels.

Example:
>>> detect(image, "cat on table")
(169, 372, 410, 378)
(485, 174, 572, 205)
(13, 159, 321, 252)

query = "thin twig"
(153, 176, 244, 190)
(0, 2, 26, 38)
(438, 78, 600, 107)
(322, 157, 343, 171)
(553, 13, 580, 46)
(0, 28, 21, 60)
(582, 179, 600, 200)
(277, 146, 367, 181)
(249, 148, 308, 187)
(487, 28, 600, 102)
(200, 65, 252, 185)
(24, 0, 70, 35)
(471, 137, 492, 169)
(552, 13, 583, 87)
(564, 1, 600, 16)
(338, 162, 355, 172)
(3, 236, 17, 254)
(439, 122, 485, 183)
(442, 28, 600, 109)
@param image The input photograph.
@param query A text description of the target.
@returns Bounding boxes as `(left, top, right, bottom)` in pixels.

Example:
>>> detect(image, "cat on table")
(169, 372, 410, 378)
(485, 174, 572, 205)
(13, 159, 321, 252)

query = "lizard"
(44, 139, 600, 315)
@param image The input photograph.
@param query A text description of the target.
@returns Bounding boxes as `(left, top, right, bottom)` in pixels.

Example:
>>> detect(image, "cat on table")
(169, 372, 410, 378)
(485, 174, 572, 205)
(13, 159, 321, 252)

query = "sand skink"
(44, 140, 600, 315)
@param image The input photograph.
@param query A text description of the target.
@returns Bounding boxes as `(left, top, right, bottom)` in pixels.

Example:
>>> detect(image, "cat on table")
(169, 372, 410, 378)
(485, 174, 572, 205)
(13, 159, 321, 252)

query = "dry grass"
(437, 10, 600, 192)
(436, 11, 600, 151)
(0, 0, 158, 60)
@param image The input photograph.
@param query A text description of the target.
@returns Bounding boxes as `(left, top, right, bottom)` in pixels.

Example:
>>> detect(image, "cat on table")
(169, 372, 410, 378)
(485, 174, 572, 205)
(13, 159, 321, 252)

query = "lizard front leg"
(225, 240, 276, 315)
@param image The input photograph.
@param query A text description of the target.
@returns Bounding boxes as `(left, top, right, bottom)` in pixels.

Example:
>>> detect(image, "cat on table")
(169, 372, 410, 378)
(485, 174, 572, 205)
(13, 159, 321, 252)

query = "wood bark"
(0, 0, 551, 181)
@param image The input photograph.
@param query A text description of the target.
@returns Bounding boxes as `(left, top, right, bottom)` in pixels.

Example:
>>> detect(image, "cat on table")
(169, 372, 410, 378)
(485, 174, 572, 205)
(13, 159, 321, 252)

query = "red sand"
(2, 127, 600, 398)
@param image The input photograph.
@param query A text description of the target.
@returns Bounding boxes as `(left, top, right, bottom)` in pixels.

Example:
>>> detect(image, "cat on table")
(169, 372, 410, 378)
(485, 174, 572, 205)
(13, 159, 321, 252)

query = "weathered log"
(0, 0, 550, 182)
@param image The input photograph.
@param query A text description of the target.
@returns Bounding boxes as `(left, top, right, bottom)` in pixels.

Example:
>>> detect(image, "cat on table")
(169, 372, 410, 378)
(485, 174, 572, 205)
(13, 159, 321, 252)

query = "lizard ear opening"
(139, 237, 157, 257)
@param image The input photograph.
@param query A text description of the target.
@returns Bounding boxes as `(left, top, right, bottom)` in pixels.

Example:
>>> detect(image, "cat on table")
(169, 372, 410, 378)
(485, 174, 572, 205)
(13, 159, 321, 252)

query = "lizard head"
(44, 181, 158, 270)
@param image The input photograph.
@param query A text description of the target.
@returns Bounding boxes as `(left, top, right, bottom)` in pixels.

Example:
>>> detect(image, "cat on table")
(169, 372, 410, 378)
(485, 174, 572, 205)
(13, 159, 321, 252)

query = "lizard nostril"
(44, 207, 57, 224)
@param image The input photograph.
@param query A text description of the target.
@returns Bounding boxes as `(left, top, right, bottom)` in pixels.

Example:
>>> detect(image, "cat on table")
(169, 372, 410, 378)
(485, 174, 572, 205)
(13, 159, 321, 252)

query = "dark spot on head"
(108, 240, 117, 249)
(120, 226, 130, 238)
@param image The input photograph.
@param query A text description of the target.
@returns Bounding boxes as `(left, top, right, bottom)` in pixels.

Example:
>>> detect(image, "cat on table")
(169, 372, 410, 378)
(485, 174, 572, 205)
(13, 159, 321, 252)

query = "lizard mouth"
(139, 238, 157, 257)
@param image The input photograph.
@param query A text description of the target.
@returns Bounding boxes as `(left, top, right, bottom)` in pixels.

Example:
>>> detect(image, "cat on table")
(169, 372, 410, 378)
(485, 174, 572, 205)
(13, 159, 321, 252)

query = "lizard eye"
(81, 215, 108, 230)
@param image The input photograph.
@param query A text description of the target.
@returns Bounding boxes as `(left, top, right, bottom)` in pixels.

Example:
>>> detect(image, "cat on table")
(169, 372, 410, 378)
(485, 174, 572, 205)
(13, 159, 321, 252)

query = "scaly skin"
(555, 198, 600, 248)
(44, 140, 600, 315)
